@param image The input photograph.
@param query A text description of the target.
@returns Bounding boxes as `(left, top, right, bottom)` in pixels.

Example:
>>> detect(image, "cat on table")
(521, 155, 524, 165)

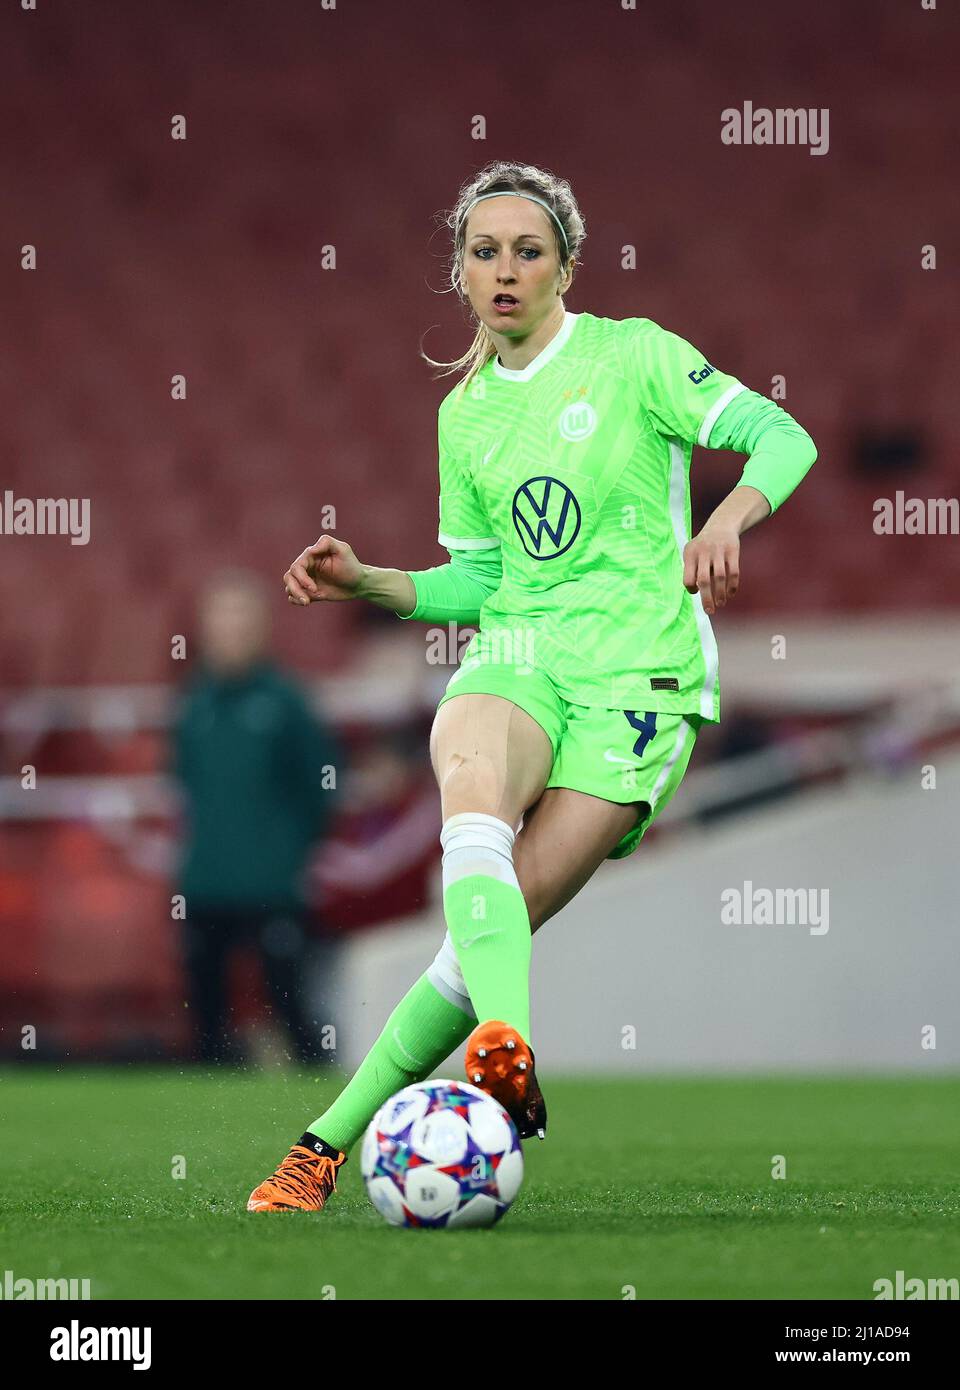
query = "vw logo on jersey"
(558, 401, 597, 442)
(512, 476, 582, 559)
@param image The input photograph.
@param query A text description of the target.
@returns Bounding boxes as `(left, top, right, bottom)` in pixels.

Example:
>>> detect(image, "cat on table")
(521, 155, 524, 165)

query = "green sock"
(307, 973, 474, 1155)
(444, 874, 532, 1042)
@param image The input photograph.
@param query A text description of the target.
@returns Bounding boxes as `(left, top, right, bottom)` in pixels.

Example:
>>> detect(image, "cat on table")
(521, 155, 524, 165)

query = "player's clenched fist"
(283, 535, 365, 606)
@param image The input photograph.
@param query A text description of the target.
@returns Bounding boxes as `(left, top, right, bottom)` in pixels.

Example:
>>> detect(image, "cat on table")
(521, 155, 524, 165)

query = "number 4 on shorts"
(623, 710, 658, 758)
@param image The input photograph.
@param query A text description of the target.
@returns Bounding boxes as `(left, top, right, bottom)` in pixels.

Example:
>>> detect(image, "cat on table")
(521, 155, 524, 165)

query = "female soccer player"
(247, 160, 816, 1212)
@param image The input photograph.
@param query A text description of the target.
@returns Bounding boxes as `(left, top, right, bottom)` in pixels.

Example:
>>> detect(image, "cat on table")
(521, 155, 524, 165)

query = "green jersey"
(436, 310, 749, 721)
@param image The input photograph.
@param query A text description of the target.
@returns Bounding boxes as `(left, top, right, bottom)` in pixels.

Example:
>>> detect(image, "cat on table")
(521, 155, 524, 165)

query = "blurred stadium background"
(1, 0, 958, 1076)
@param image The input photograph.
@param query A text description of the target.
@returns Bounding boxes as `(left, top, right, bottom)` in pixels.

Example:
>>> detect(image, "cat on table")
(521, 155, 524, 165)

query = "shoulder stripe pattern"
(697, 381, 749, 448)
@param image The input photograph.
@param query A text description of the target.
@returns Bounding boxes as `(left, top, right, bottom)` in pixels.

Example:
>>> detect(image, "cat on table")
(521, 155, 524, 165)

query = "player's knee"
(437, 752, 505, 819)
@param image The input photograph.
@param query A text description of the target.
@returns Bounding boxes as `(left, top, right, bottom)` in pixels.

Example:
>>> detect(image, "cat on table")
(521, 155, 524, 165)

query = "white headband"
(460, 190, 570, 260)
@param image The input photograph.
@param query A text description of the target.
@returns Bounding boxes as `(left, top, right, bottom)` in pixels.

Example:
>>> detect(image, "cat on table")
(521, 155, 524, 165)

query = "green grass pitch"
(1, 1067, 957, 1300)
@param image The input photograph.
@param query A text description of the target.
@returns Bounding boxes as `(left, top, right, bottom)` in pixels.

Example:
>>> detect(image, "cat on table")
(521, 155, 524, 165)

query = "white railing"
(3, 678, 958, 826)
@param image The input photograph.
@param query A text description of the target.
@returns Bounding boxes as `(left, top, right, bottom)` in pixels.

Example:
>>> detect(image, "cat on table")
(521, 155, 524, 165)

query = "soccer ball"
(361, 1079, 523, 1229)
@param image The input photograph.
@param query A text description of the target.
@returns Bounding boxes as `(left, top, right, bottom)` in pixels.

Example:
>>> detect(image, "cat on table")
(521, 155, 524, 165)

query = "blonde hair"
(422, 160, 587, 393)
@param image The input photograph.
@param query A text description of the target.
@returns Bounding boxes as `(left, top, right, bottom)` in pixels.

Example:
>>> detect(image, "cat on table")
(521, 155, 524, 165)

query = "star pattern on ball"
(424, 1086, 474, 1121)
(437, 1132, 505, 1202)
(372, 1128, 429, 1190)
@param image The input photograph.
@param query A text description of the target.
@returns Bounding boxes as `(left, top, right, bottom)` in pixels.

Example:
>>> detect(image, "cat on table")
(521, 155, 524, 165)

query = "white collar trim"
(491, 310, 579, 382)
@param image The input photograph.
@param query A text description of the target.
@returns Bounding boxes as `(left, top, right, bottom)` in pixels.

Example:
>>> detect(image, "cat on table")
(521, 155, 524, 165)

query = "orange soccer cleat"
(246, 1132, 348, 1212)
(465, 1020, 547, 1141)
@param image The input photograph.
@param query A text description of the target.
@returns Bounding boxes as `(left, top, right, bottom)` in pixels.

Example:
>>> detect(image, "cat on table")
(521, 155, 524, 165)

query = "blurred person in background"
(171, 569, 342, 1066)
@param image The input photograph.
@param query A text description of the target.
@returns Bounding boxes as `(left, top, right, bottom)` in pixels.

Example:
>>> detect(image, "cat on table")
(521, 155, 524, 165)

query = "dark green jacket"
(171, 661, 341, 911)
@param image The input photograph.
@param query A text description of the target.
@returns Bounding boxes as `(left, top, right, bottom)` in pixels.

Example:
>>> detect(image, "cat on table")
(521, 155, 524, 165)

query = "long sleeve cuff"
(400, 544, 502, 624)
(706, 387, 817, 514)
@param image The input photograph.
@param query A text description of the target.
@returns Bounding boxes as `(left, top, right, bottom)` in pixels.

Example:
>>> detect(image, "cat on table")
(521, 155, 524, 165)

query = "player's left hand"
(682, 525, 740, 615)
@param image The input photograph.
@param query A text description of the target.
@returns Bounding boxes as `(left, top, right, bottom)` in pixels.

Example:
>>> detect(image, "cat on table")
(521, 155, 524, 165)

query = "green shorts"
(437, 661, 702, 860)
